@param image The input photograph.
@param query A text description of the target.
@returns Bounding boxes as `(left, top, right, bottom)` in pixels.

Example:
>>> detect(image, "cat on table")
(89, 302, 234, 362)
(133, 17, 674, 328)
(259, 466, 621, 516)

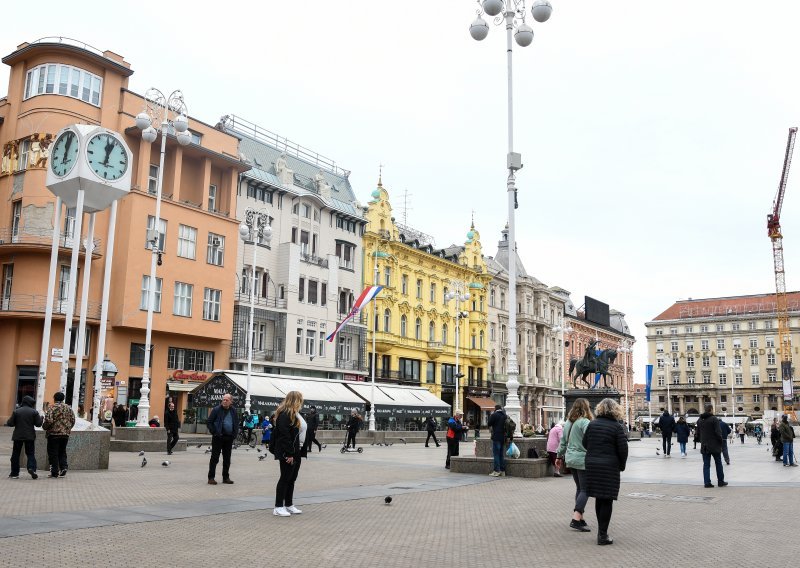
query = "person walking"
(345, 410, 361, 449)
(273, 391, 307, 517)
(719, 418, 732, 465)
(304, 406, 322, 453)
(487, 404, 507, 477)
(583, 398, 628, 546)
(696, 403, 727, 488)
(164, 402, 180, 455)
(6, 395, 42, 480)
(556, 398, 593, 533)
(42, 392, 76, 478)
(778, 415, 798, 467)
(425, 415, 441, 448)
(659, 410, 675, 458)
(737, 423, 746, 444)
(261, 414, 273, 450)
(546, 421, 564, 478)
(444, 411, 463, 469)
(771, 418, 783, 462)
(206, 393, 238, 485)
(675, 416, 691, 457)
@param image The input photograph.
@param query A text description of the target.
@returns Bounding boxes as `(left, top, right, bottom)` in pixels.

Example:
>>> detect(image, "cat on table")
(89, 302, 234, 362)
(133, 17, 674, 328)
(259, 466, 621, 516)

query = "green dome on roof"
(467, 230, 475, 240)
(371, 189, 381, 199)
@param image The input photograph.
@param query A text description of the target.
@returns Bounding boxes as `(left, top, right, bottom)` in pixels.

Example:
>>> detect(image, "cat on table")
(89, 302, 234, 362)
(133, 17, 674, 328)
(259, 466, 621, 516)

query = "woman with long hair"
(583, 398, 629, 545)
(556, 398, 593, 533)
(273, 391, 307, 517)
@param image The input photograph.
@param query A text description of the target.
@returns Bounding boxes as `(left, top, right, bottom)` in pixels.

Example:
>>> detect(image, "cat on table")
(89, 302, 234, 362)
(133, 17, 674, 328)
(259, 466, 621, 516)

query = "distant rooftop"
(652, 291, 800, 321)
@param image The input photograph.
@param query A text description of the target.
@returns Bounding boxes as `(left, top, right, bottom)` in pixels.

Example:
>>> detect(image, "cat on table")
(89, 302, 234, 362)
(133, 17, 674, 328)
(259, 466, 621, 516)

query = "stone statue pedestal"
(564, 388, 621, 416)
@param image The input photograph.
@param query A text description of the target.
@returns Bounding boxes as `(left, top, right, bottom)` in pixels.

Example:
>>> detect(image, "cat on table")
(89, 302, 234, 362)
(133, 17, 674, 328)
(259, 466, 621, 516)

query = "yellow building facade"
(362, 183, 490, 424)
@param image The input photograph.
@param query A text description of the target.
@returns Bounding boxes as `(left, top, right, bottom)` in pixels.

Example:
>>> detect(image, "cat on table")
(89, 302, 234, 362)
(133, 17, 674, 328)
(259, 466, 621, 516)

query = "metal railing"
(229, 346, 285, 362)
(234, 291, 287, 310)
(0, 294, 101, 319)
(300, 252, 328, 268)
(335, 359, 367, 372)
(0, 227, 102, 254)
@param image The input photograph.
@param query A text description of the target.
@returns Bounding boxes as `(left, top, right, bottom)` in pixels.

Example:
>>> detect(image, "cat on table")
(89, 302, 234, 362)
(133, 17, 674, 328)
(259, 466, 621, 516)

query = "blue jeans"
(492, 440, 505, 472)
(679, 442, 687, 455)
(702, 452, 724, 485)
(783, 442, 795, 465)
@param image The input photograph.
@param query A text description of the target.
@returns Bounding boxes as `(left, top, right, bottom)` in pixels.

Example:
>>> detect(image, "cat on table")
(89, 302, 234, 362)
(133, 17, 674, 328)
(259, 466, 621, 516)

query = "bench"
(449, 455, 551, 478)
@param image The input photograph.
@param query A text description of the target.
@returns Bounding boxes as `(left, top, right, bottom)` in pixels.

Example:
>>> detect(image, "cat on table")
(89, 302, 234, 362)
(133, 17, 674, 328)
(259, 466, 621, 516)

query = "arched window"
(415, 317, 422, 340)
(429, 321, 436, 341)
(501, 325, 507, 343)
(400, 315, 407, 337)
(501, 357, 507, 373)
(383, 309, 391, 332)
(479, 330, 485, 349)
(490, 355, 496, 374)
(471, 334, 477, 349)
(442, 324, 449, 345)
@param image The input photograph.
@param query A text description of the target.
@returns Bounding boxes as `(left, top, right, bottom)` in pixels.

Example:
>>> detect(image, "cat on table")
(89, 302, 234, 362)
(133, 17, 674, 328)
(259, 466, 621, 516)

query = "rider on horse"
(582, 340, 599, 369)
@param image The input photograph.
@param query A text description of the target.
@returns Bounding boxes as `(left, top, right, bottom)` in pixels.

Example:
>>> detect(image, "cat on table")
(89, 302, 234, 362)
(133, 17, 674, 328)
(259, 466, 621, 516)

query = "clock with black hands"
(50, 130, 79, 177)
(86, 132, 128, 181)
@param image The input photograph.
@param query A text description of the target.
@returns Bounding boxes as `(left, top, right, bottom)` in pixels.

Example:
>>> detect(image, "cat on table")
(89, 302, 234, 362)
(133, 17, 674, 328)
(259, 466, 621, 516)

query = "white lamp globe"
(262, 224, 273, 243)
(135, 112, 152, 130)
(482, 0, 504, 17)
(463, 293, 471, 301)
(239, 222, 251, 240)
(173, 114, 189, 133)
(531, 0, 553, 23)
(176, 129, 192, 146)
(142, 126, 158, 143)
(469, 16, 490, 41)
(514, 23, 534, 47)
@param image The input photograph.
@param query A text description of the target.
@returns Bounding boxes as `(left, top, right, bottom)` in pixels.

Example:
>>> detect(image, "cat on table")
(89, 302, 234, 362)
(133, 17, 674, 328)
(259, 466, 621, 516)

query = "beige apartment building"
(0, 38, 245, 421)
(645, 292, 800, 420)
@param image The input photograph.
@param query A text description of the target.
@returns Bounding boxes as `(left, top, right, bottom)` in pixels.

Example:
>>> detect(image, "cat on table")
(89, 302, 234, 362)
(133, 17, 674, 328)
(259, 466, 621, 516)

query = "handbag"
(559, 421, 578, 475)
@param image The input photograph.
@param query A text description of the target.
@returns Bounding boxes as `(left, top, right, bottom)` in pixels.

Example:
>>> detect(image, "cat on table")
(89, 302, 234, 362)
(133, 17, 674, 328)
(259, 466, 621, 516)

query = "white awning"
(167, 381, 200, 392)
(347, 382, 450, 417)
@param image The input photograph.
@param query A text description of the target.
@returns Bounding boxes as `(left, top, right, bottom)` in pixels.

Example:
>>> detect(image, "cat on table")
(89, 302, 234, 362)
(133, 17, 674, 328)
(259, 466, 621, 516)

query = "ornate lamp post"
(469, 0, 553, 435)
(239, 209, 273, 416)
(726, 360, 741, 425)
(134, 89, 192, 427)
(445, 284, 471, 415)
(552, 322, 573, 420)
(618, 339, 633, 427)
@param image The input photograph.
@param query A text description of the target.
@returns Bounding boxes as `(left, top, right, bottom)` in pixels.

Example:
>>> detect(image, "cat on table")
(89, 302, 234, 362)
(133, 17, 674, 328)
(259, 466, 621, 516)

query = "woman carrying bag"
(273, 391, 307, 517)
(556, 398, 593, 533)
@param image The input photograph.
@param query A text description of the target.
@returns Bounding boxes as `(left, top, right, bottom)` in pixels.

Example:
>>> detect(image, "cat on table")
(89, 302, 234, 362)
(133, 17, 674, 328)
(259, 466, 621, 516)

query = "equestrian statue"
(569, 340, 618, 389)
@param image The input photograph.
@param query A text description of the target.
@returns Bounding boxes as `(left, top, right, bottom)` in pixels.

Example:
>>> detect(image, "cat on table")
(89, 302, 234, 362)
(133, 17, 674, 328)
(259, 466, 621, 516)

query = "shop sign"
(344, 374, 364, 381)
(172, 370, 208, 382)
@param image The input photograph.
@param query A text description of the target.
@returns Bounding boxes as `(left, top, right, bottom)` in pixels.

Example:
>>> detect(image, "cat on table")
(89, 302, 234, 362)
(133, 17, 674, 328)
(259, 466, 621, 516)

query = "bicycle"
(236, 428, 255, 447)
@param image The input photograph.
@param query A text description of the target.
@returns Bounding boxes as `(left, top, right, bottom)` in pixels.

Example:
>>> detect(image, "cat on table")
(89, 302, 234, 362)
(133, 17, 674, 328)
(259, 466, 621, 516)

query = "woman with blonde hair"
(273, 391, 307, 517)
(556, 398, 593, 533)
(583, 398, 629, 545)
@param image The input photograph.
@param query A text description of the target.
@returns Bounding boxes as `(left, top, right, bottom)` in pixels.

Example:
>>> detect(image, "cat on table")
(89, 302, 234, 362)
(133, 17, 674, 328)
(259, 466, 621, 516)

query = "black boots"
(569, 519, 591, 532)
(597, 533, 613, 545)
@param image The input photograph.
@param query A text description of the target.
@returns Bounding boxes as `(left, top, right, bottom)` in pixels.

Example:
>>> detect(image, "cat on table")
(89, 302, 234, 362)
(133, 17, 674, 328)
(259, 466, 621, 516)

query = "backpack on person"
(504, 415, 516, 440)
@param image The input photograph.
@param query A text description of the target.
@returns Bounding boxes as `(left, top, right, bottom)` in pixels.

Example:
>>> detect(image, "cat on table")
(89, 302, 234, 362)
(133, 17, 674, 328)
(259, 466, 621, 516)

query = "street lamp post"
(134, 89, 192, 427)
(445, 285, 471, 416)
(469, 0, 553, 435)
(726, 361, 741, 424)
(369, 250, 390, 432)
(552, 322, 573, 421)
(619, 339, 633, 427)
(239, 209, 273, 417)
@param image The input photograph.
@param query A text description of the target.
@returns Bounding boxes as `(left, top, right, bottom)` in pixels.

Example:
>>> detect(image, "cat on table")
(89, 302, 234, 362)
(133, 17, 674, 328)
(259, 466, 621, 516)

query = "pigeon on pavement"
(161, 461, 170, 467)
(258, 455, 266, 461)
(384, 496, 392, 505)
(138, 450, 145, 456)
(141, 457, 147, 468)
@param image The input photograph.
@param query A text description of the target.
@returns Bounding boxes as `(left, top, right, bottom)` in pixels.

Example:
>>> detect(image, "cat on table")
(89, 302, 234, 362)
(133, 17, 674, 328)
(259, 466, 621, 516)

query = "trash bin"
(126, 421, 137, 427)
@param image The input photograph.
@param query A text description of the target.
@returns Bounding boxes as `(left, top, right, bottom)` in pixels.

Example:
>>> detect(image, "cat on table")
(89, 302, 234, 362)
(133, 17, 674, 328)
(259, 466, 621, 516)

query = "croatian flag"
(326, 285, 383, 342)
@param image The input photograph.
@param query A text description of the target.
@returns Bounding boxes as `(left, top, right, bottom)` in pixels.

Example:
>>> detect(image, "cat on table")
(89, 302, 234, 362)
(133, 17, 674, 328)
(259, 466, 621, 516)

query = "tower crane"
(767, 127, 797, 418)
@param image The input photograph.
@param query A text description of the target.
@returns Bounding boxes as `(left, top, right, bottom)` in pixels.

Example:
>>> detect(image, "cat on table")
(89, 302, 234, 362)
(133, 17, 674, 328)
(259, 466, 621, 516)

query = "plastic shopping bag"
(506, 441, 520, 459)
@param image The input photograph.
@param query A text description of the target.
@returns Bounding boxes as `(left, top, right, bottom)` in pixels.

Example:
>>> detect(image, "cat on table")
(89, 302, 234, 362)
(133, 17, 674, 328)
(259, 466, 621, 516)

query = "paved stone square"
(0, 433, 794, 567)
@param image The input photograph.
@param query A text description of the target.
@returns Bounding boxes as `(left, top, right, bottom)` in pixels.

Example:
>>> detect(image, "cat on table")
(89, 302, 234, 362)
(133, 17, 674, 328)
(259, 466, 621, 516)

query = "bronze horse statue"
(569, 348, 618, 389)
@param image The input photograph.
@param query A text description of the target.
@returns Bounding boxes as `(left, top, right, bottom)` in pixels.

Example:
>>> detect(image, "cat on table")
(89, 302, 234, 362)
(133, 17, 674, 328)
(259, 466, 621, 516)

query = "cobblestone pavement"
(0, 433, 794, 567)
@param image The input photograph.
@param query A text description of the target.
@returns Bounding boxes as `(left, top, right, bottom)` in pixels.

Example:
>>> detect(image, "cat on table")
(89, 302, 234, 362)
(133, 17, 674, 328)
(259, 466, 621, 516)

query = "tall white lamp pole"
(727, 361, 740, 424)
(446, 284, 470, 415)
(469, 0, 552, 435)
(239, 209, 272, 416)
(369, 250, 389, 432)
(134, 89, 192, 427)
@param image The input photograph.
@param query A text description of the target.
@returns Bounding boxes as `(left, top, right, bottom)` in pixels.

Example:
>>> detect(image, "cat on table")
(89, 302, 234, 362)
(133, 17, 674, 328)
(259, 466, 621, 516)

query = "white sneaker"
(273, 507, 290, 517)
(489, 471, 500, 477)
(286, 506, 302, 514)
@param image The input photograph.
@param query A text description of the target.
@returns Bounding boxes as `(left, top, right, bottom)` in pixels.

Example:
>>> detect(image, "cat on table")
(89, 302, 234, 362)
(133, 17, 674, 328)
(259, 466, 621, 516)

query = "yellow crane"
(767, 127, 797, 420)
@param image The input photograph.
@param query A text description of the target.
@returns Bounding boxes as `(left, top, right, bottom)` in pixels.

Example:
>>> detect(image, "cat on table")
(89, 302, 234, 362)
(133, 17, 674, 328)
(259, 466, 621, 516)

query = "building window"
(430, 283, 436, 303)
(732, 323, 740, 331)
(750, 337, 758, 348)
(442, 324, 448, 345)
(751, 373, 759, 385)
(319, 332, 326, 358)
(146, 216, 167, 252)
(384, 267, 391, 287)
(716, 324, 724, 332)
(400, 315, 407, 337)
(753, 394, 761, 403)
(767, 353, 776, 365)
(208, 185, 217, 212)
(769, 370, 778, 382)
(129, 343, 153, 367)
(337, 335, 352, 361)
(302, 204, 311, 219)
(177, 225, 197, 259)
(765, 320, 773, 329)
(655, 328, 663, 335)
(416, 279, 422, 299)
(24, 63, 102, 106)
(732, 338, 741, 349)
(718, 355, 726, 367)
(500, 292, 506, 310)
(139, 275, 162, 312)
(719, 373, 727, 385)
(298, 277, 305, 302)
(203, 288, 221, 321)
(479, 330, 485, 349)
(490, 323, 496, 342)
(401, 274, 408, 295)
(765, 336, 775, 348)
(748, 321, 757, 330)
(735, 373, 743, 386)
(701, 339, 709, 350)
(687, 354, 694, 368)
(11, 201, 21, 240)
(167, 347, 214, 372)
(426, 362, 436, 384)
(173, 282, 193, 317)
(1, 263, 12, 310)
(296, 329, 303, 354)
(147, 165, 159, 194)
(335, 242, 355, 270)
(321, 283, 327, 307)
(686, 341, 694, 351)
(383, 309, 391, 332)
(751, 354, 758, 366)
(206, 233, 225, 266)
(308, 280, 318, 305)
(702, 356, 710, 368)
(415, 317, 422, 340)
(429, 321, 436, 341)
(306, 330, 315, 356)
(671, 341, 678, 351)
(717, 339, 725, 350)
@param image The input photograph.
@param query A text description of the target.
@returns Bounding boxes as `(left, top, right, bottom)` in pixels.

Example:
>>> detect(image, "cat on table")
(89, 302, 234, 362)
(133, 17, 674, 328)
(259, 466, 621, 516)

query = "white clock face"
(50, 131, 79, 177)
(86, 133, 128, 181)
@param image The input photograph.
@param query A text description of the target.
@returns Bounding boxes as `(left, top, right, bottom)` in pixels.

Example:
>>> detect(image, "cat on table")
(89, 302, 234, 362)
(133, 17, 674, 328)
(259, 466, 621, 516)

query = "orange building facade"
(0, 39, 246, 421)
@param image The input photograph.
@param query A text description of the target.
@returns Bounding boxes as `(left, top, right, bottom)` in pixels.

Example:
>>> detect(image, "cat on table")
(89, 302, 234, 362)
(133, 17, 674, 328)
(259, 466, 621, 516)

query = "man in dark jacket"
(6, 395, 43, 479)
(659, 410, 676, 457)
(487, 404, 507, 477)
(303, 406, 322, 453)
(164, 402, 181, 455)
(778, 415, 798, 467)
(696, 404, 727, 488)
(425, 415, 440, 448)
(445, 411, 463, 469)
(206, 394, 238, 485)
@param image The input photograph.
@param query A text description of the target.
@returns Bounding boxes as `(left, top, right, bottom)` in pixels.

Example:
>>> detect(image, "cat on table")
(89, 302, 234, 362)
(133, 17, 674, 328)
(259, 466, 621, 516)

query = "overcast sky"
(5, 1, 800, 380)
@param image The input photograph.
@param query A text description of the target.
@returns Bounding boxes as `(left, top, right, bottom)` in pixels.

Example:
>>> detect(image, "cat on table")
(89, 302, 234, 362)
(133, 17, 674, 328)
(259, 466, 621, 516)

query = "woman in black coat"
(583, 398, 628, 546)
(675, 416, 691, 457)
(273, 391, 308, 517)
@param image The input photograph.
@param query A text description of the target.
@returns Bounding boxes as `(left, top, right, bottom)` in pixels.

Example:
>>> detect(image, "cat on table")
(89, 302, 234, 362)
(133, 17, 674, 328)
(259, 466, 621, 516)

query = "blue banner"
(645, 364, 653, 402)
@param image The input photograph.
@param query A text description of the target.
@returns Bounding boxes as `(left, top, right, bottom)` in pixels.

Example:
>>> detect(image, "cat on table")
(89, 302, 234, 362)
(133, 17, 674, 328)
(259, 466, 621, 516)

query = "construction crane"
(767, 127, 797, 419)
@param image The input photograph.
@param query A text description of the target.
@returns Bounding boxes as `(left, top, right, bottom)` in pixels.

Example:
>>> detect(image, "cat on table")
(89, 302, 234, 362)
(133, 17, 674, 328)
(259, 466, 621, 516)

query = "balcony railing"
(300, 252, 328, 268)
(335, 359, 367, 372)
(339, 312, 367, 325)
(0, 294, 101, 319)
(229, 346, 285, 363)
(0, 227, 102, 255)
(234, 291, 288, 310)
